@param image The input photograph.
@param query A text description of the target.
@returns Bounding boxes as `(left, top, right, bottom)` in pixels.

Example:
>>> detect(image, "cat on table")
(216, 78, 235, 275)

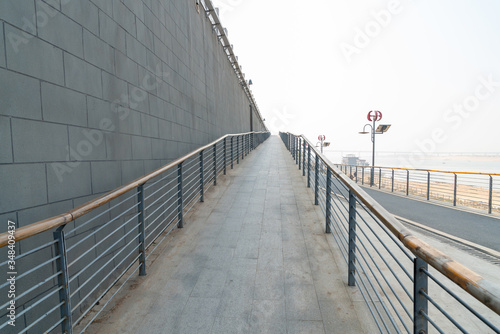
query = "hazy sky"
(210, 0, 500, 154)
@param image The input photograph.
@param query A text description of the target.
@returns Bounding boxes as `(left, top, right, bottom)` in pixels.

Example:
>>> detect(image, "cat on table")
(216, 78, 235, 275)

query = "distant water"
(325, 151, 500, 174)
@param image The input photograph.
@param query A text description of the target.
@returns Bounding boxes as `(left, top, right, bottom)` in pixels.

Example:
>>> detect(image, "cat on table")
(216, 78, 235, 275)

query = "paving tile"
(287, 320, 326, 334)
(285, 284, 323, 321)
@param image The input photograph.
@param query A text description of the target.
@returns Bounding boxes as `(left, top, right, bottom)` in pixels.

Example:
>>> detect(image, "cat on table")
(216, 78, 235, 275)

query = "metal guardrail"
(280, 132, 500, 333)
(0, 131, 270, 333)
(336, 164, 500, 214)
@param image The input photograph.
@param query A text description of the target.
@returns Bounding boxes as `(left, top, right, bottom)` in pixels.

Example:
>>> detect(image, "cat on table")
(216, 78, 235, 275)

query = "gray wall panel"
(0, 2, 267, 328)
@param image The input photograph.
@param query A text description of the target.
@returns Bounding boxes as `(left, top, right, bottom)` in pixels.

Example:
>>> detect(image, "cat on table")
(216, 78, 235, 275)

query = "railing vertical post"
(237, 136, 240, 164)
(298, 138, 302, 170)
(326, 169, 332, 234)
(427, 171, 430, 200)
(137, 184, 147, 276)
(295, 137, 298, 162)
(293, 136, 298, 164)
(177, 163, 183, 228)
(302, 140, 306, 176)
(213, 144, 217, 186)
(414, 257, 429, 334)
(406, 170, 410, 196)
(379, 168, 382, 189)
(362, 167, 364, 185)
(223, 138, 227, 175)
(355, 166, 358, 183)
(53, 227, 73, 333)
(241, 135, 244, 161)
(199, 151, 204, 202)
(392, 169, 395, 192)
(453, 173, 457, 206)
(307, 146, 311, 188)
(348, 190, 357, 287)
(231, 137, 234, 169)
(349, 166, 352, 179)
(314, 155, 319, 205)
(489, 175, 493, 214)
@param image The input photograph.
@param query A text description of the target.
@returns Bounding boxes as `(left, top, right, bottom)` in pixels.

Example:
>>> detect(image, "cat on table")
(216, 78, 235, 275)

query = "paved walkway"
(86, 136, 368, 334)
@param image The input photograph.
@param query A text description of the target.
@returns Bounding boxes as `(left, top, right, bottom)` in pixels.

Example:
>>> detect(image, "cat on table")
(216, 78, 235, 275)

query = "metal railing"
(280, 132, 500, 333)
(0, 131, 270, 333)
(336, 164, 500, 214)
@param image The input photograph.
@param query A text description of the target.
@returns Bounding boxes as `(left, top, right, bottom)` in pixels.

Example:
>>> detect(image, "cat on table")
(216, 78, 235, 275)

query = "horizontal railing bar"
(352, 271, 388, 333)
(18, 301, 64, 334)
(353, 227, 413, 326)
(420, 290, 468, 333)
(144, 184, 178, 212)
(421, 310, 446, 334)
(73, 253, 141, 327)
(42, 315, 67, 334)
(423, 269, 500, 333)
(146, 214, 178, 251)
(66, 190, 138, 237)
(0, 255, 60, 287)
(0, 271, 60, 310)
(78, 257, 142, 332)
(0, 239, 57, 266)
(0, 131, 269, 247)
(354, 218, 414, 301)
(0, 286, 63, 331)
(68, 211, 139, 270)
(67, 201, 138, 253)
(184, 193, 202, 217)
(145, 201, 179, 233)
(70, 234, 141, 303)
(354, 205, 415, 273)
(144, 176, 178, 202)
(328, 221, 349, 263)
(69, 218, 140, 287)
(352, 236, 408, 332)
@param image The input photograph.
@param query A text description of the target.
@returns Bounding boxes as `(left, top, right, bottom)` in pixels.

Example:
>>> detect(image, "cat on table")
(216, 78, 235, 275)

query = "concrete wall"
(0, 0, 265, 226)
(0, 1, 266, 330)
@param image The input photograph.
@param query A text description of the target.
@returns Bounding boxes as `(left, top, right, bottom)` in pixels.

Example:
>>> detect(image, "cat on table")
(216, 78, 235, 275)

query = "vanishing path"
(86, 136, 368, 334)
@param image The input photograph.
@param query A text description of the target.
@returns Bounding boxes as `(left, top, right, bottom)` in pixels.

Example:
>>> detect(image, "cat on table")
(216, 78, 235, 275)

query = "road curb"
(394, 214, 500, 260)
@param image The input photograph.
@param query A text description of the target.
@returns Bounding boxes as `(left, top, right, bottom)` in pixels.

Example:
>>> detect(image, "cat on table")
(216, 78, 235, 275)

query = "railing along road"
(0, 131, 270, 333)
(280, 132, 500, 334)
(336, 164, 500, 214)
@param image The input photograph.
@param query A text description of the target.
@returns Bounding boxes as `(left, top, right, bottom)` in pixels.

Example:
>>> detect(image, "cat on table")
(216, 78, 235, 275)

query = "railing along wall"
(280, 132, 500, 334)
(336, 164, 500, 215)
(0, 131, 270, 333)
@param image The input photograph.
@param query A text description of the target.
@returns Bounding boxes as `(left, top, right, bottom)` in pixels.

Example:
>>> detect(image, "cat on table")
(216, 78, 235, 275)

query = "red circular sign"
(367, 110, 382, 122)
(318, 135, 325, 141)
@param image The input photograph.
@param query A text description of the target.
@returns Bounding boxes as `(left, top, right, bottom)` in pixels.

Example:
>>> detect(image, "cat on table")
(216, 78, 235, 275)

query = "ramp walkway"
(85, 136, 367, 333)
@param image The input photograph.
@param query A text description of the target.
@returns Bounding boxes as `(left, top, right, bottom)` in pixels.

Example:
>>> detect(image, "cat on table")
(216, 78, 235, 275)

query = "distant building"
(342, 154, 369, 166)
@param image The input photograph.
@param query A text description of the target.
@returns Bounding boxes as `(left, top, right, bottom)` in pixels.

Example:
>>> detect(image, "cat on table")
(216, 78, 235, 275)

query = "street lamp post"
(316, 135, 330, 154)
(359, 111, 391, 186)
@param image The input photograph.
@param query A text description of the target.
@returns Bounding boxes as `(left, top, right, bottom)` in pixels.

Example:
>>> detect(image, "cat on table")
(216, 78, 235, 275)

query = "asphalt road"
(362, 187, 500, 252)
